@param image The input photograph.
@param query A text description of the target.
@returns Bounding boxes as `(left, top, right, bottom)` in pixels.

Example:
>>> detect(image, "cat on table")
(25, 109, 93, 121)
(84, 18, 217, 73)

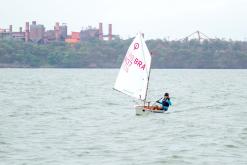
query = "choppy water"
(0, 69, 247, 165)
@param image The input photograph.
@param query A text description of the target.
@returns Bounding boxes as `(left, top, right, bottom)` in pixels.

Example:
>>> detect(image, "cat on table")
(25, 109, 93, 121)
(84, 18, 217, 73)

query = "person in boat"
(155, 93, 172, 111)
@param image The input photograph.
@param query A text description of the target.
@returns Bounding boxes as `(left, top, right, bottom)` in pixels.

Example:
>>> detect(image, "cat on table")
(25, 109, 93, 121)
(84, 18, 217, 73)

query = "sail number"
(134, 58, 146, 70)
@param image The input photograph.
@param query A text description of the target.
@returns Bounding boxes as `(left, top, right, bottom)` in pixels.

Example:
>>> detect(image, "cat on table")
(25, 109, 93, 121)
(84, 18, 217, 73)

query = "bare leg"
(153, 105, 162, 110)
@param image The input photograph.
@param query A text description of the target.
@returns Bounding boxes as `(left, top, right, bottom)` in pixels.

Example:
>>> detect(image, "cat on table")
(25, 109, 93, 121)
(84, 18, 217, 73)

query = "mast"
(140, 33, 151, 106)
(144, 63, 151, 106)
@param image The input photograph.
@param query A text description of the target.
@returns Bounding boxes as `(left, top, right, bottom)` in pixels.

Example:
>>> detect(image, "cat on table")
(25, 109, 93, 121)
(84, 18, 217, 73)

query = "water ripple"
(0, 69, 247, 165)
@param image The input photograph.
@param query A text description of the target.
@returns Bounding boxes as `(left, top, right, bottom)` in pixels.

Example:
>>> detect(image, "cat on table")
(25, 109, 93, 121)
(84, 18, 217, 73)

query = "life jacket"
(162, 98, 170, 107)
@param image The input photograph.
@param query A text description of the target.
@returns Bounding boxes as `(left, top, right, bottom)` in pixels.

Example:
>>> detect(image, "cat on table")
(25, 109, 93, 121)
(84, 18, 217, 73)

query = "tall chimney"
(99, 22, 103, 40)
(9, 25, 13, 33)
(19, 27, 23, 32)
(25, 22, 30, 42)
(55, 22, 60, 41)
(32, 21, 36, 25)
(108, 24, 112, 41)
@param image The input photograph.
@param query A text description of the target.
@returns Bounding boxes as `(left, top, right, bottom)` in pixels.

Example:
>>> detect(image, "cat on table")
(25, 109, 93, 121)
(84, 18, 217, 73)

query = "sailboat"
(113, 33, 164, 115)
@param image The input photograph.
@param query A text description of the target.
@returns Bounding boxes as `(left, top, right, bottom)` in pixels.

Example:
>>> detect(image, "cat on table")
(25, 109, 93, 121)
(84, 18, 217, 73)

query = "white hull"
(135, 105, 164, 115)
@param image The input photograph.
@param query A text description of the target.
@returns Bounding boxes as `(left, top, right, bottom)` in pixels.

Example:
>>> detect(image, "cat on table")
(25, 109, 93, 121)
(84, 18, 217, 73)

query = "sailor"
(156, 93, 172, 111)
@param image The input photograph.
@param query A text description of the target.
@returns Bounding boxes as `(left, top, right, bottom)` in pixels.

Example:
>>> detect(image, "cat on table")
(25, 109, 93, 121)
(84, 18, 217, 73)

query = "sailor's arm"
(167, 99, 172, 106)
(155, 100, 162, 104)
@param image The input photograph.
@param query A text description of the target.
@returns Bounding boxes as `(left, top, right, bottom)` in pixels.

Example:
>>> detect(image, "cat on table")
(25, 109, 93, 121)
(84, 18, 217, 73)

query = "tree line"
(0, 38, 246, 68)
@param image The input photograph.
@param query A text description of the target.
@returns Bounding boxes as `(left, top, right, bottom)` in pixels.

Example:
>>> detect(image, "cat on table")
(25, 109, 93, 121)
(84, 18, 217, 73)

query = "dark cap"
(164, 93, 169, 96)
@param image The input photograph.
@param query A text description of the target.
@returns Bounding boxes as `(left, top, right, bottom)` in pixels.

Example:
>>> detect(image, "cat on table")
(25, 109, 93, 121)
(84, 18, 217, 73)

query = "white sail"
(114, 33, 151, 100)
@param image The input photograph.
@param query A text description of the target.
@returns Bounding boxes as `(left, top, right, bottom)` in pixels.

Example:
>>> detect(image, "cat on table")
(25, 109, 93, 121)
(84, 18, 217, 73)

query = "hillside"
(0, 38, 247, 68)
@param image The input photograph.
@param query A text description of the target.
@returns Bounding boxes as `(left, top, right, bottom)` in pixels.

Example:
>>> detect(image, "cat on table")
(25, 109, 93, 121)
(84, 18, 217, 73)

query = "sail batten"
(114, 33, 151, 100)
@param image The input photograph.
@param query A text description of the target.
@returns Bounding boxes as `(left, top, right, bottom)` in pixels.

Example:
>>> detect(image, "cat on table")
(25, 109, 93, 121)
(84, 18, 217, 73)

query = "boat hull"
(135, 105, 164, 115)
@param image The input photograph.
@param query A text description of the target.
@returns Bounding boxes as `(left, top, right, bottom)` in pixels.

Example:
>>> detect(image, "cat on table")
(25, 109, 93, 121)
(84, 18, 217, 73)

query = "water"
(0, 69, 247, 165)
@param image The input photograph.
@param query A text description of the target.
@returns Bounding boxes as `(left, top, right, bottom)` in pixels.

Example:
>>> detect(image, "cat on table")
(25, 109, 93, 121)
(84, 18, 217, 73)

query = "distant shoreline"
(0, 66, 246, 69)
(1, 39, 247, 69)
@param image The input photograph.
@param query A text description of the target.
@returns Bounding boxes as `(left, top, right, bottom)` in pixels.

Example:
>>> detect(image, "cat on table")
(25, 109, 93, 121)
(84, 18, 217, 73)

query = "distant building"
(60, 23, 68, 40)
(54, 22, 67, 41)
(12, 32, 25, 40)
(44, 30, 56, 41)
(0, 25, 25, 40)
(98, 23, 113, 41)
(80, 28, 99, 41)
(0, 21, 114, 43)
(79, 23, 114, 41)
(0, 30, 12, 39)
(65, 32, 80, 43)
(44, 22, 67, 43)
(29, 21, 45, 43)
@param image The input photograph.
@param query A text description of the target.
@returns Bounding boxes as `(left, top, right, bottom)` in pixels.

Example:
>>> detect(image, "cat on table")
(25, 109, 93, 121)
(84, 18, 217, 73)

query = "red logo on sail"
(134, 43, 139, 50)
(124, 53, 134, 72)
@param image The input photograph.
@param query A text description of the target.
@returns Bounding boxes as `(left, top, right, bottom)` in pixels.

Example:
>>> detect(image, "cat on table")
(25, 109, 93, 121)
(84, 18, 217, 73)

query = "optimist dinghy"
(113, 32, 163, 115)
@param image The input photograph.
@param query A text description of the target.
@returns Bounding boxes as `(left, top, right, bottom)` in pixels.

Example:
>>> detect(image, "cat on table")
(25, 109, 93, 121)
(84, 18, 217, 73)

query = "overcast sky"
(1, 0, 247, 40)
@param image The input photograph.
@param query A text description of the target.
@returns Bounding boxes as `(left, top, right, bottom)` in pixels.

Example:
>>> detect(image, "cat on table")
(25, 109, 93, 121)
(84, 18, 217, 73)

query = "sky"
(1, 0, 247, 40)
